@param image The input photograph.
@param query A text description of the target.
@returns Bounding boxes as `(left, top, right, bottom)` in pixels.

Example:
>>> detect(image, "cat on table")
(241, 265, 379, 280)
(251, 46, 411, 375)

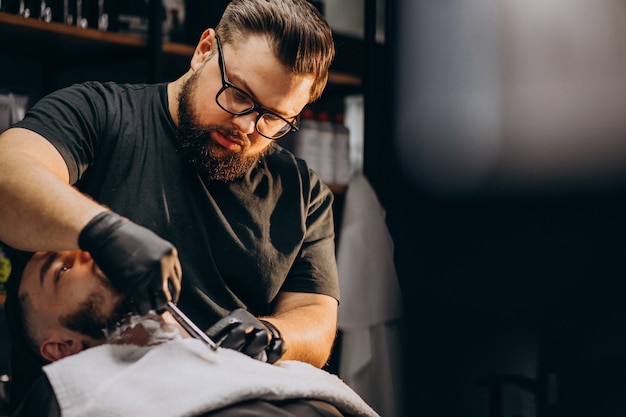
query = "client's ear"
(41, 337, 85, 362)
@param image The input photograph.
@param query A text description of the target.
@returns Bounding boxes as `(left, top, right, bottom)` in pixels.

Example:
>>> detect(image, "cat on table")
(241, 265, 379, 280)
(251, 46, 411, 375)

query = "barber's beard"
(176, 71, 271, 183)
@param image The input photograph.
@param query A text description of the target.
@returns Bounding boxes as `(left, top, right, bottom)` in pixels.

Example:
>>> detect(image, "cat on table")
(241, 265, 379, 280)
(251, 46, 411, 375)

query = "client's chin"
(105, 312, 185, 346)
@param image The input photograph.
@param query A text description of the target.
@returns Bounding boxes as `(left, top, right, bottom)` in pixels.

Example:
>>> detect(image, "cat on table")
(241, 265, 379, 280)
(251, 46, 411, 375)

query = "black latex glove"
(78, 211, 182, 315)
(205, 308, 286, 364)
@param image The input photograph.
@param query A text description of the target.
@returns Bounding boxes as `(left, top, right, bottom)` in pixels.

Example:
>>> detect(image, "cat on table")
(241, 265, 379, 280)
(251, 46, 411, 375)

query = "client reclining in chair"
(6, 250, 378, 417)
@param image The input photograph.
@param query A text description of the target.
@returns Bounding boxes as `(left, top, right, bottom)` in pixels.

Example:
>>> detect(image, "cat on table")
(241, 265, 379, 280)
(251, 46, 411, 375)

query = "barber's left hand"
(205, 308, 286, 364)
(78, 211, 182, 315)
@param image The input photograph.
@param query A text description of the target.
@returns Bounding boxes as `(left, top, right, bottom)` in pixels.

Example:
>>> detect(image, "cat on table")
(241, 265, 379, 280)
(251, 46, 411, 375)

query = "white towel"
(43, 338, 380, 417)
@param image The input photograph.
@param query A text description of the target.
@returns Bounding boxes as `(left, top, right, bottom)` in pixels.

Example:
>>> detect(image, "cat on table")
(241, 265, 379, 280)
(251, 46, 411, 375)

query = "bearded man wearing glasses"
(0, 0, 340, 412)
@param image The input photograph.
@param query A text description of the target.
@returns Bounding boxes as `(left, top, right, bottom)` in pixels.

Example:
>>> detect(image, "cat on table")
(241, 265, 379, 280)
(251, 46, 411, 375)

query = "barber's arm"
(0, 128, 181, 311)
(264, 291, 338, 368)
(206, 291, 337, 367)
(0, 128, 102, 250)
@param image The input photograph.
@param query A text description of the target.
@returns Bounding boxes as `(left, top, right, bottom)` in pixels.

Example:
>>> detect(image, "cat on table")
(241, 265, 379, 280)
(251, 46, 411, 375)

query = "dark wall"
(386, 179, 626, 416)
(388, 1, 626, 416)
(184, 0, 231, 45)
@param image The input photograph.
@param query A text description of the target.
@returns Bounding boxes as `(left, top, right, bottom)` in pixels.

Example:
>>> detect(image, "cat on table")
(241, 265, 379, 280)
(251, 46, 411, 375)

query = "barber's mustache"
(208, 126, 250, 148)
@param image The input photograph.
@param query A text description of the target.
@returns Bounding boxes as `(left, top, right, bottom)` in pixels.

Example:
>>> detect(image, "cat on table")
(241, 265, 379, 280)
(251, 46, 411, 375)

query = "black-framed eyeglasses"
(215, 36, 300, 140)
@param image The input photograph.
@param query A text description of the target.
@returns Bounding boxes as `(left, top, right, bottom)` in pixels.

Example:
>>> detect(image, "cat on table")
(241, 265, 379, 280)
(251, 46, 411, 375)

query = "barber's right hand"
(205, 308, 286, 364)
(78, 211, 182, 315)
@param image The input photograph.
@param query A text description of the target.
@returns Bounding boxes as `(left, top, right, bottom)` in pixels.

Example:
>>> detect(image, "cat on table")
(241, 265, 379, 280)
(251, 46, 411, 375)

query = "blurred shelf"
(0, 12, 362, 87)
(0, 12, 191, 75)
(0, 12, 147, 50)
(328, 72, 361, 87)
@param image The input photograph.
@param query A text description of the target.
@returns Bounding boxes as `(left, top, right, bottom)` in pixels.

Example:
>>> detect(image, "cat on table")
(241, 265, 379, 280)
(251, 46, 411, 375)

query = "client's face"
(19, 250, 130, 343)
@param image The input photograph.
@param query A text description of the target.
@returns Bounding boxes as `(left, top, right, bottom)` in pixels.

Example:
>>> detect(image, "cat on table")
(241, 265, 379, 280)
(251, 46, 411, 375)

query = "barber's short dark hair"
(216, 0, 335, 101)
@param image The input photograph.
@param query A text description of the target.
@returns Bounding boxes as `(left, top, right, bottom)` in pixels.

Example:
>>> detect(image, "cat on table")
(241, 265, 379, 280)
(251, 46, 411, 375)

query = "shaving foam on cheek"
(105, 312, 183, 346)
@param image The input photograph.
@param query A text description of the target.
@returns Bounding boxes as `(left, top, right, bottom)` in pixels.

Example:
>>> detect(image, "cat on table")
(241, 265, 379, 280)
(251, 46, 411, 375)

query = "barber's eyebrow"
(237, 78, 262, 106)
(40, 252, 60, 287)
(232, 74, 297, 120)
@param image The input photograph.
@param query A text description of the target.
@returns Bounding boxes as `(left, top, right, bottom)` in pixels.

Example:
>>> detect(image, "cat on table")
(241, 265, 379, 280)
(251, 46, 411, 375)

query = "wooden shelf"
(0, 12, 191, 71)
(328, 72, 361, 87)
(0, 12, 361, 86)
(0, 12, 146, 48)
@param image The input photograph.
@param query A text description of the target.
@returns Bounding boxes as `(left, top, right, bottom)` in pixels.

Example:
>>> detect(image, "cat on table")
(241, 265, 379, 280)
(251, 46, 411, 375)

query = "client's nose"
(79, 250, 93, 263)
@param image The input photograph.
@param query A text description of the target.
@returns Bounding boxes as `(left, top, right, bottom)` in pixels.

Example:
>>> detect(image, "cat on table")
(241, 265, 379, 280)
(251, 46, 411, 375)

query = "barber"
(0, 0, 339, 411)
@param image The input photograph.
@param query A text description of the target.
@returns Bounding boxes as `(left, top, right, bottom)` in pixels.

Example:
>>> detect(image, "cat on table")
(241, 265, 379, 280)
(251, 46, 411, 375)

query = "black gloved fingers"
(158, 248, 182, 305)
(260, 320, 286, 364)
(205, 316, 242, 341)
(265, 337, 286, 364)
(135, 294, 154, 316)
(205, 309, 266, 353)
(217, 325, 250, 351)
(151, 288, 169, 315)
(147, 251, 182, 314)
(216, 324, 268, 357)
(79, 211, 182, 314)
(239, 329, 271, 357)
(167, 252, 183, 303)
(204, 309, 286, 363)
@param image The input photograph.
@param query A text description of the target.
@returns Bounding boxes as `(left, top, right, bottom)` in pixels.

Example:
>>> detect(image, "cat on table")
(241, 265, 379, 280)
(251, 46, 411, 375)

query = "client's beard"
(176, 71, 271, 183)
(60, 284, 133, 341)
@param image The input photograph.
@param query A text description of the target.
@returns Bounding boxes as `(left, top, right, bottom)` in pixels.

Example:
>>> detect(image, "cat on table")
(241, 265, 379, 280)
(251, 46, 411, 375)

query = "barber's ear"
(191, 28, 216, 70)
(40, 338, 85, 362)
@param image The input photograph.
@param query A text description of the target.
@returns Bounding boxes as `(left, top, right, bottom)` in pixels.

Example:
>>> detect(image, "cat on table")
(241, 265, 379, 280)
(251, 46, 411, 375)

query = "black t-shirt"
(14, 81, 340, 329)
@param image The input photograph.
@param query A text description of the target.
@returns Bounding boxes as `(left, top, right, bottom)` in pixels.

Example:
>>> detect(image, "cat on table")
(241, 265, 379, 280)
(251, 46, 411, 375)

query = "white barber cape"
(42, 338, 379, 417)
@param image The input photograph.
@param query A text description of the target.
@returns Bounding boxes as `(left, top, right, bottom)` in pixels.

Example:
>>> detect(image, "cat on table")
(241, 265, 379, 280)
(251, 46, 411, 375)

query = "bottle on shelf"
(289, 108, 352, 186)
(333, 112, 351, 185)
(292, 107, 322, 177)
(314, 110, 335, 184)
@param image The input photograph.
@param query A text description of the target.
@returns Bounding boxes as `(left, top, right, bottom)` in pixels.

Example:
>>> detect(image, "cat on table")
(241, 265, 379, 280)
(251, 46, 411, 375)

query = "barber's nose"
(232, 113, 257, 135)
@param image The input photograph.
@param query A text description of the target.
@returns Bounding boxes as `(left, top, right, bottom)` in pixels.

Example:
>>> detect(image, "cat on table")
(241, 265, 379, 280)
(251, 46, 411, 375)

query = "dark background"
(4, 1, 626, 416)
(382, 1, 626, 416)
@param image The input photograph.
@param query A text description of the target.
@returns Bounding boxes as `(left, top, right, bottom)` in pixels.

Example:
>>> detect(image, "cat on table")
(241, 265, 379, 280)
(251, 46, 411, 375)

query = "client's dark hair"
(5, 249, 132, 355)
(4, 249, 44, 359)
(5, 249, 34, 344)
(3, 247, 48, 413)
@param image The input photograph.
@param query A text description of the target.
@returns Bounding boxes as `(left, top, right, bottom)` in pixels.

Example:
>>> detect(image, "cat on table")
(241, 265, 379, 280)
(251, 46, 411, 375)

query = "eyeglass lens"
(215, 37, 297, 139)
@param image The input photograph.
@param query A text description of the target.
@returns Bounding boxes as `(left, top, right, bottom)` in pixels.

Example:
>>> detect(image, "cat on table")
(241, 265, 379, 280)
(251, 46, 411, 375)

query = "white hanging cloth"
(337, 173, 404, 417)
